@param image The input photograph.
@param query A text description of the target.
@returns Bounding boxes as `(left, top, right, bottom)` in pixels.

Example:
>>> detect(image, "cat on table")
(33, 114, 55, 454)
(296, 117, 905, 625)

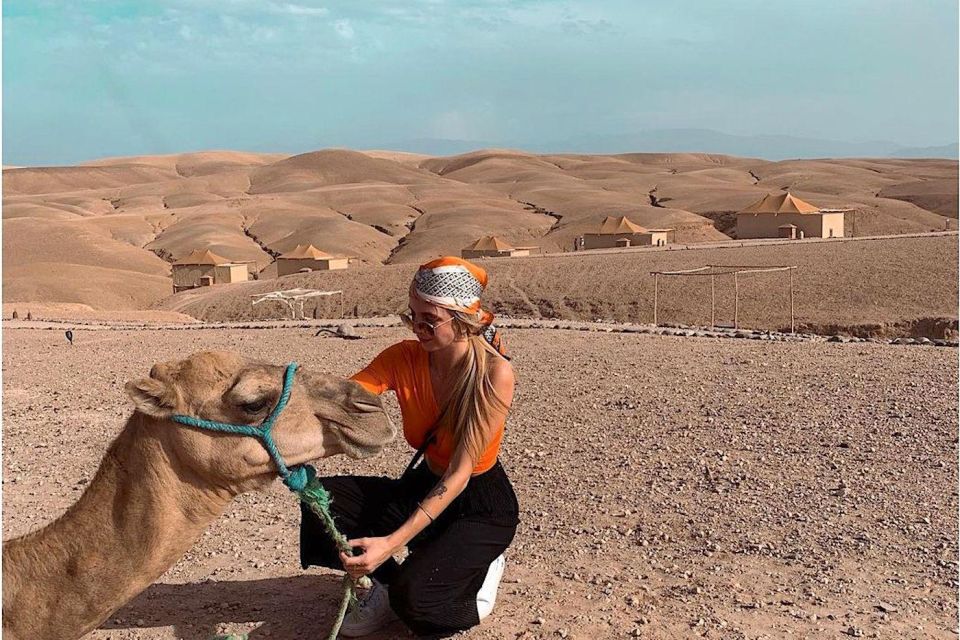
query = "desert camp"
(461, 236, 532, 258)
(579, 216, 673, 249)
(276, 245, 350, 275)
(171, 248, 250, 291)
(736, 192, 850, 240)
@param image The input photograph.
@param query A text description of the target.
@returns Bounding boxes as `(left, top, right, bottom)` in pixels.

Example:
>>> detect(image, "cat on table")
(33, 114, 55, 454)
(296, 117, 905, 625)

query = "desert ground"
(3, 150, 957, 313)
(3, 325, 957, 639)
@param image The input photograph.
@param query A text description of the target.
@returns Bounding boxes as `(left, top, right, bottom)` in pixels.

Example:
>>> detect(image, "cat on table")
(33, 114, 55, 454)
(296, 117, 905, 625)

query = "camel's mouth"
(295, 371, 398, 459)
(321, 393, 398, 460)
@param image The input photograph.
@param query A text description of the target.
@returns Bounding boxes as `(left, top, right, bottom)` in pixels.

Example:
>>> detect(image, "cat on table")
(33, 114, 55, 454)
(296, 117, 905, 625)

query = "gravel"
(3, 326, 957, 639)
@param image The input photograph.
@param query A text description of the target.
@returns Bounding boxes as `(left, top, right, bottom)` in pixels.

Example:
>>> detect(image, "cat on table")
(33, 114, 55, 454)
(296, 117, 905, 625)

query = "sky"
(3, 0, 958, 165)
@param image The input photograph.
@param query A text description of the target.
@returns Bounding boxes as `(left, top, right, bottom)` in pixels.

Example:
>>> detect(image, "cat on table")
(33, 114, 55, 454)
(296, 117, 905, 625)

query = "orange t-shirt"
(350, 340, 505, 474)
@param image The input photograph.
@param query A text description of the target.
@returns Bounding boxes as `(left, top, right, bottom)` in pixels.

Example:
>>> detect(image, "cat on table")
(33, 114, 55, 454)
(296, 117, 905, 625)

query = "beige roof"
(741, 192, 820, 214)
(463, 236, 515, 251)
(173, 248, 232, 266)
(279, 244, 336, 260)
(599, 216, 647, 234)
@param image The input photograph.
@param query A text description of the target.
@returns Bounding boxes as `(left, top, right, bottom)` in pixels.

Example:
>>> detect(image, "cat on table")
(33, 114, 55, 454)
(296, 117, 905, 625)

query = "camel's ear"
(125, 378, 177, 418)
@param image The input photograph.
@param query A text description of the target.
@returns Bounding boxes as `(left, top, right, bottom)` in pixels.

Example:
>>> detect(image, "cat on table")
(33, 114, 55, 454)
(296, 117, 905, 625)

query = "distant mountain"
(891, 143, 958, 159)
(385, 129, 958, 161)
(379, 138, 500, 156)
(538, 129, 904, 160)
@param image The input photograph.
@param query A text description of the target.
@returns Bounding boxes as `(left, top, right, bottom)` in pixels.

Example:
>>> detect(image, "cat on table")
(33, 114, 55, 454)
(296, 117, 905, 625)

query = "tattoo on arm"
(426, 482, 448, 500)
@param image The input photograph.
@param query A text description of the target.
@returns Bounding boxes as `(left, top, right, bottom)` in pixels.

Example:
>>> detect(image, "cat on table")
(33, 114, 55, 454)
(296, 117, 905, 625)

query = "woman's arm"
(386, 435, 478, 547)
(341, 359, 515, 579)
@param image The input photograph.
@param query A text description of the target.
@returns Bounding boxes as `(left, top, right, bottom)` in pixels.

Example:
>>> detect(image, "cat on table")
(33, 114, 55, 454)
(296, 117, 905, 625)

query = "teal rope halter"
(170, 362, 310, 491)
(169, 361, 368, 640)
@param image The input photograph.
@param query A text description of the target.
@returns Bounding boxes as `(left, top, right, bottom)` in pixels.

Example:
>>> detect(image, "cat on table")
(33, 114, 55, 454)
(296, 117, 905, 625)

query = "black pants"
(300, 460, 520, 637)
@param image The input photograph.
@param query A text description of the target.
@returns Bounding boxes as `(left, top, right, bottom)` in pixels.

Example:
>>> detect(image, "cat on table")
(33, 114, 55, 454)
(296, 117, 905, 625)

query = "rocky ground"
(3, 325, 957, 639)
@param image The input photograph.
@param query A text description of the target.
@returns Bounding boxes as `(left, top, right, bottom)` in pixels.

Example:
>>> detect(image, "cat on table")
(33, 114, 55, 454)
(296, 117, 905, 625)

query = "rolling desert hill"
(2, 149, 956, 312)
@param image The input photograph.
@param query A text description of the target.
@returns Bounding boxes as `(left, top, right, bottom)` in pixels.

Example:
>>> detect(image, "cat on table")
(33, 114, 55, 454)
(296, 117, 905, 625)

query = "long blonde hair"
(434, 311, 510, 464)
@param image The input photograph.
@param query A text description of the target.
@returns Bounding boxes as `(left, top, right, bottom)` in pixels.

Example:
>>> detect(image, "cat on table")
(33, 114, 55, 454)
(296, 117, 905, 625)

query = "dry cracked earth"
(2, 326, 957, 639)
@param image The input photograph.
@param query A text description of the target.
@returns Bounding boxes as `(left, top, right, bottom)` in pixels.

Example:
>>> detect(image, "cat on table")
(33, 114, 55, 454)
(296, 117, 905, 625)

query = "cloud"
(275, 3, 329, 17)
(559, 17, 615, 35)
(334, 19, 354, 39)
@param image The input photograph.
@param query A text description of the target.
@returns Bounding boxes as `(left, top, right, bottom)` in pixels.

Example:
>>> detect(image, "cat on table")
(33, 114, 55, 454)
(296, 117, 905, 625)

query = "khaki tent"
(741, 192, 820, 214)
(174, 249, 232, 266)
(737, 192, 845, 239)
(277, 244, 349, 275)
(461, 236, 531, 258)
(280, 244, 335, 260)
(172, 249, 248, 291)
(464, 236, 515, 251)
(599, 216, 648, 234)
(581, 216, 672, 250)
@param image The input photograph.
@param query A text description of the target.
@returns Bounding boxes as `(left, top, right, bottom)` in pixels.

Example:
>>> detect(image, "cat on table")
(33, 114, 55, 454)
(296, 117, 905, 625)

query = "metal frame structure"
(650, 265, 797, 332)
(251, 288, 344, 320)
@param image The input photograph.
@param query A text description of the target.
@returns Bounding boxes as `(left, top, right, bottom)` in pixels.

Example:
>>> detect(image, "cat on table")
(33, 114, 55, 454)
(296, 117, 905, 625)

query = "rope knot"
(282, 465, 312, 492)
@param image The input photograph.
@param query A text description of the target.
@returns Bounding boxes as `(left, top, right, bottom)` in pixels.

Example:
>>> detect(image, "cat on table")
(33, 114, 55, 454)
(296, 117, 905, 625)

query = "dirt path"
(3, 327, 957, 639)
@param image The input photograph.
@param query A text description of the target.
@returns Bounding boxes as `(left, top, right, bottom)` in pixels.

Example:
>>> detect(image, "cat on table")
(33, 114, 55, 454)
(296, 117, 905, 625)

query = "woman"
(300, 256, 520, 637)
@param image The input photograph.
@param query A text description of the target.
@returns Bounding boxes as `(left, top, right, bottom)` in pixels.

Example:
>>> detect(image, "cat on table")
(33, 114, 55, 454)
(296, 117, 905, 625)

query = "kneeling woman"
(300, 257, 520, 637)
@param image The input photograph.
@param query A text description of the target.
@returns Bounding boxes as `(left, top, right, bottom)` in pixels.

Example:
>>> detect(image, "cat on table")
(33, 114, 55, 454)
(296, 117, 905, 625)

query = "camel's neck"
(3, 415, 234, 640)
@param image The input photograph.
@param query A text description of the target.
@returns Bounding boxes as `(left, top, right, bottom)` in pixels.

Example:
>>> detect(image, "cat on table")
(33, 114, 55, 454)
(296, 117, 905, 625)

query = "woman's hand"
(340, 536, 398, 580)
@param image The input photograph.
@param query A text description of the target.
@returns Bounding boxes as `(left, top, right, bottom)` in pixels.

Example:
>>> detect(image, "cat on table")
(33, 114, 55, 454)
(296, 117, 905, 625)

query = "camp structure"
(650, 264, 798, 332)
(171, 249, 249, 292)
(276, 245, 349, 276)
(736, 192, 849, 239)
(579, 216, 672, 250)
(461, 236, 533, 259)
(250, 288, 344, 320)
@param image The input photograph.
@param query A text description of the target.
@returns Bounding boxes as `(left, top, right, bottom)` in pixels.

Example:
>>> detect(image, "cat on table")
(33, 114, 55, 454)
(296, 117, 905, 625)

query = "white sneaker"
(476, 554, 506, 621)
(339, 579, 399, 637)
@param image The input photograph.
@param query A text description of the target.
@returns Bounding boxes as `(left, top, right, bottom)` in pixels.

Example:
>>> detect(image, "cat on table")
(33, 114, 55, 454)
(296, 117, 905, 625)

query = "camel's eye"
(227, 371, 279, 416)
(240, 398, 270, 414)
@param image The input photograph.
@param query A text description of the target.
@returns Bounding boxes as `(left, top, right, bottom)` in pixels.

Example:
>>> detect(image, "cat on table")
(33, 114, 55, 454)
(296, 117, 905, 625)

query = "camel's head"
(124, 351, 396, 491)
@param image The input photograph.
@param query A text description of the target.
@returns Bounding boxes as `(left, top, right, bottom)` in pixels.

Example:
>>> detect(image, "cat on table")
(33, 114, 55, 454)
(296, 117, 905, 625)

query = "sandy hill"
(3, 149, 956, 311)
(82, 150, 289, 177)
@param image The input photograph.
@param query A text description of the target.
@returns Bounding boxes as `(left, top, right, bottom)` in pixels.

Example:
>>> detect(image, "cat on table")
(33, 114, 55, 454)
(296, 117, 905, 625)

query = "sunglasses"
(400, 310, 455, 336)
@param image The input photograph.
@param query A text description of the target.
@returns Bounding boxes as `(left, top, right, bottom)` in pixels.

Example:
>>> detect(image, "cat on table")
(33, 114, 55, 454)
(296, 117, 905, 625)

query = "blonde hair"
(434, 311, 510, 464)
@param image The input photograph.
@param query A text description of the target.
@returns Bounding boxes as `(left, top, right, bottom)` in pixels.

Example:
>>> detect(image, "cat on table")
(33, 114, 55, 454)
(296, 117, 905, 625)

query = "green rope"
(205, 469, 368, 640)
(297, 465, 372, 640)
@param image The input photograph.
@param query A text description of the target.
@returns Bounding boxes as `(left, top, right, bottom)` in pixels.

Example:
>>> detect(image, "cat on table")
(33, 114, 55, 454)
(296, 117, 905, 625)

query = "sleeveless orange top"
(350, 340, 505, 474)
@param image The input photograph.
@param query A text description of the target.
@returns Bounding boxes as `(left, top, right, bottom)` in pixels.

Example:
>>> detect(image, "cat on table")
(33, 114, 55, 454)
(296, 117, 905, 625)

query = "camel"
(2, 351, 397, 640)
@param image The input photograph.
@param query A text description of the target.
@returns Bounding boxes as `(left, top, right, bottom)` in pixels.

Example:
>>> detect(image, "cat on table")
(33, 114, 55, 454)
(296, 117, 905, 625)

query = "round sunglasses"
(400, 310, 455, 336)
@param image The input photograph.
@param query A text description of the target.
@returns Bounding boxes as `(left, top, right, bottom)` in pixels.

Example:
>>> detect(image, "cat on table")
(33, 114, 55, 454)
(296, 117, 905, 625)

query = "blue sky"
(3, 0, 958, 165)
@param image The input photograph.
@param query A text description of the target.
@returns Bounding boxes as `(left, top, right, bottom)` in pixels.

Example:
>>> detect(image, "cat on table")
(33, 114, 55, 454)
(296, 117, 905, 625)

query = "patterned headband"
(413, 263, 485, 315)
(412, 257, 509, 360)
